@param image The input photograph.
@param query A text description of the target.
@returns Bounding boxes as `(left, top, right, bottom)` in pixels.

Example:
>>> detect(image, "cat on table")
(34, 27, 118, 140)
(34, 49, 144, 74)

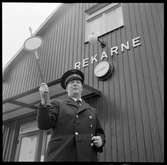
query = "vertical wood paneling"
(150, 4, 163, 68)
(80, 4, 86, 85)
(49, 27, 57, 81)
(115, 29, 125, 162)
(146, 4, 163, 106)
(3, 125, 9, 160)
(138, 4, 163, 161)
(119, 29, 131, 162)
(54, 19, 62, 79)
(153, 5, 164, 151)
(46, 32, 53, 82)
(60, 9, 68, 76)
(128, 3, 146, 162)
(19, 56, 28, 91)
(4, 125, 12, 160)
(136, 4, 155, 161)
(76, 4, 82, 66)
(132, 3, 154, 162)
(68, 5, 75, 71)
(3, 121, 20, 161)
(143, 4, 163, 161)
(103, 32, 112, 161)
(138, 3, 159, 161)
(107, 26, 117, 162)
(123, 4, 141, 162)
(28, 54, 38, 88)
(40, 28, 49, 82)
(64, 6, 72, 72)
(57, 19, 64, 76)
(85, 3, 96, 88)
(83, 44, 90, 84)
(72, 3, 80, 73)
(25, 55, 32, 89)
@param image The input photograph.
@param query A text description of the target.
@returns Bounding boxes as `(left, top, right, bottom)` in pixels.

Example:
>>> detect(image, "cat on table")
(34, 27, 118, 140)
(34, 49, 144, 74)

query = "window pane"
(85, 15, 103, 42)
(85, 4, 124, 42)
(18, 135, 38, 161)
(105, 6, 124, 33)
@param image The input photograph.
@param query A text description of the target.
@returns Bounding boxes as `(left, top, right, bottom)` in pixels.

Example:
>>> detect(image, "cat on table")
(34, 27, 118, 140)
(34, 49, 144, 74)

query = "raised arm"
(37, 83, 59, 130)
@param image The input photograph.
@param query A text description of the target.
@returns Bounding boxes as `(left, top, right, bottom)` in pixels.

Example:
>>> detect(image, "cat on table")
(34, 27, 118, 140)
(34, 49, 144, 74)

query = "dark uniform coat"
(37, 96, 105, 162)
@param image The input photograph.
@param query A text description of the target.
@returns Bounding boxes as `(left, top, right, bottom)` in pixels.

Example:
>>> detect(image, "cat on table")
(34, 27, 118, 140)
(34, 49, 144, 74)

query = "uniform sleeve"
(94, 115, 106, 153)
(36, 101, 59, 130)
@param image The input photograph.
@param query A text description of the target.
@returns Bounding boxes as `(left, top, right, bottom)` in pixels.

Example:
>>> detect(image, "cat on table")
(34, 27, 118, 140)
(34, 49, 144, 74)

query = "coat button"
(76, 114, 79, 118)
(75, 132, 79, 136)
(90, 124, 93, 128)
(89, 115, 92, 119)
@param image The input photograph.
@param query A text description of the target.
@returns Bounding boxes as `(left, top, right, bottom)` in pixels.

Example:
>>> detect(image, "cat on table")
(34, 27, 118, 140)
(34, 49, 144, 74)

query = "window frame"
(14, 118, 43, 162)
(14, 129, 42, 161)
(85, 3, 124, 43)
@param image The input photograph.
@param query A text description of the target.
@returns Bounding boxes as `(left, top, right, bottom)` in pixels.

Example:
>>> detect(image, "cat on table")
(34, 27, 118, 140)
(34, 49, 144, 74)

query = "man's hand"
(39, 83, 50, 105)
(92, 136, 103, 148)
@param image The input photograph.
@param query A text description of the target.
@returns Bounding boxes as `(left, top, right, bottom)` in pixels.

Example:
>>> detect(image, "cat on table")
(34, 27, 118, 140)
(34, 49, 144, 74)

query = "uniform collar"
(65, 96, 90, 114)
(65, 96, 83, 104)
(71, 97, 82, 103)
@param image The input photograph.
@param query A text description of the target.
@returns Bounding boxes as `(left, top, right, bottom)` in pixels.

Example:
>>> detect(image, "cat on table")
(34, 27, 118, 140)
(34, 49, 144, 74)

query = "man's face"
(66, 79, 83, 97)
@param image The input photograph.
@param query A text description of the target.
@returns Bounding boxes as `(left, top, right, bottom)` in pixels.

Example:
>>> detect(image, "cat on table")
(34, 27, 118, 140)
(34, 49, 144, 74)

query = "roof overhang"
(3, 78, 101, 122)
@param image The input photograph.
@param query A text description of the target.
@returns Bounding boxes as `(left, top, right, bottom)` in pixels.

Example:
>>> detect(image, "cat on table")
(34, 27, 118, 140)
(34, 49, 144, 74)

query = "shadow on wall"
(85, 95, 122, 121)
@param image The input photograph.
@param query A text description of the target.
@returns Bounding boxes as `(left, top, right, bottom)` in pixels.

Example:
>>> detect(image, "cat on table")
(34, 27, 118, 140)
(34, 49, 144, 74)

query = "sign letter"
(91, 54, 98, 64)
(111, 46, 118, 56)
(82, 58, 89, 68)
(101, 50, 108, 60)
(132, 36, 141, 48)
(121, 41, 130, 52)
(74, 62, 81, 69)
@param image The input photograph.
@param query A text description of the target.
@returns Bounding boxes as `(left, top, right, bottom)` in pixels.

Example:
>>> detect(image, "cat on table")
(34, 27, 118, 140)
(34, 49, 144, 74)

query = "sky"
(2, 2, 62, 69)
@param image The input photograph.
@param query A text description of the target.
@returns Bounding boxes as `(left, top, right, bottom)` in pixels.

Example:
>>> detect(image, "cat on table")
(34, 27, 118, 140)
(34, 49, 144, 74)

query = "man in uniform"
(37, 69, 105, 161)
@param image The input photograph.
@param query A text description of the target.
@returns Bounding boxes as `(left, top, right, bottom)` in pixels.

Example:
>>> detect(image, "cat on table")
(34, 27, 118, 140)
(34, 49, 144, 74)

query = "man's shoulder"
(83, 101, 96, 111)
(52, 97, 72, 105)
(89, 105, 96, 112)
(50, 99, 62, 105)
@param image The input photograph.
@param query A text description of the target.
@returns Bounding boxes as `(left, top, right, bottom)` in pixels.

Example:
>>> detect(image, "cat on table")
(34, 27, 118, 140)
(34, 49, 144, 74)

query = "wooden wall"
(3, 120, 20, 161)
(3, 3, 164, 162)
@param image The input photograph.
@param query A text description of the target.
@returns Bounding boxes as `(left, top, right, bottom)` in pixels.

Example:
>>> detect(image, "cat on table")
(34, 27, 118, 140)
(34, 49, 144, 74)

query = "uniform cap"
(61, 69, 84, 89)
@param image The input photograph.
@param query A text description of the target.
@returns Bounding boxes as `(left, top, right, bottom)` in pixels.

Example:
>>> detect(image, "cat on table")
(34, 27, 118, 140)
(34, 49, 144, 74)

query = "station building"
(3, 3, 164, 162)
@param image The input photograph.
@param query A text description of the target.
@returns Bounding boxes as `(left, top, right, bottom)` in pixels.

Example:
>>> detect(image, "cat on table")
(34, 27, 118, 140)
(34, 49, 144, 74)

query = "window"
(15, 120, 42, 162)
(85, 3, 124, 42)
(18, 133, 39, 161)
(15, 120, 52, 162)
